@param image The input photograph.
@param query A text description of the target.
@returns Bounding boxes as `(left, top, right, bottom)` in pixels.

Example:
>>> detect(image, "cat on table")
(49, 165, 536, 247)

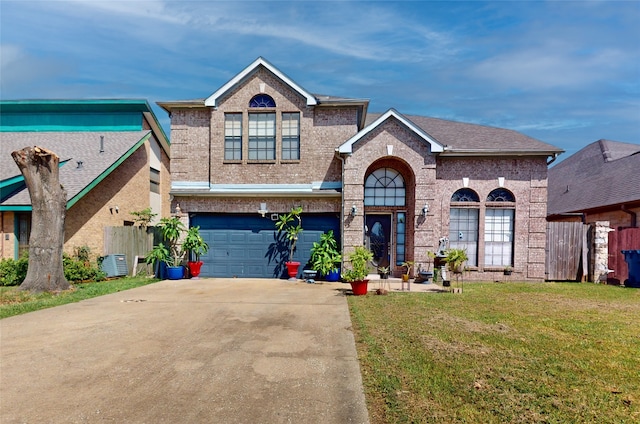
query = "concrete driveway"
(0, 279, 370, 424)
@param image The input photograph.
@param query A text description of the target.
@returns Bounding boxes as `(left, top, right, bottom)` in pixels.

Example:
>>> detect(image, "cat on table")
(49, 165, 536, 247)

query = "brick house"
(0, 99, 170, 260)
(158, 57, 563, 280)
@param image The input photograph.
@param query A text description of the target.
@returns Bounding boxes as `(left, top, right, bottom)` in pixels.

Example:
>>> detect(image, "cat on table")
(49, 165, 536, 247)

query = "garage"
(191, 213, 340, 278)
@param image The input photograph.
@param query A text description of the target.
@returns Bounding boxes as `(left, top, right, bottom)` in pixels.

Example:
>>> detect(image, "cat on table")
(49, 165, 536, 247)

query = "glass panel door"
(365, 214, 392, 268)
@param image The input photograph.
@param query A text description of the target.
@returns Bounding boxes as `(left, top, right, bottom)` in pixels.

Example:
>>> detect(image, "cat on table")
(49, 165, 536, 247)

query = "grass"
(0, 276, 159, 319)
(349, 282, 640, 423)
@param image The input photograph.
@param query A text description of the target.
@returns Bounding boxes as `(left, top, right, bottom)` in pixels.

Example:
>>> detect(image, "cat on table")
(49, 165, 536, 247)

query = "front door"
(365, 214, 392, 268)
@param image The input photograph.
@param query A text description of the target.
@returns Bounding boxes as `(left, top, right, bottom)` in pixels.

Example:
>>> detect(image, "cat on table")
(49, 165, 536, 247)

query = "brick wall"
(343, 117, 550, 281)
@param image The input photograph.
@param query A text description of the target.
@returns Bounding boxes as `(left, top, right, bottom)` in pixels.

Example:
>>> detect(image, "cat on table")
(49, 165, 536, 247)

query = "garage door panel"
(192, 213, 339, 278)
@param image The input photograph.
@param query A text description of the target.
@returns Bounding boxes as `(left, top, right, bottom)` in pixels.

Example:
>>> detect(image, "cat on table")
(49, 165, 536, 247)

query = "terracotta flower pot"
(349, 279, 369, 296)
(188, 261, 203, 278)
(286, 261, 301, 280)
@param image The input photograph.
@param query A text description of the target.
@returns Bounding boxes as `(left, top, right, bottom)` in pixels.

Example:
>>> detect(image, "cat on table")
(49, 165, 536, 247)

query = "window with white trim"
(224, 113, 242, 160)
(450, 188, 480, 267)
(484, 188, 515, 267)
(364, 168, 405, 206)
(282, 112, 300, 160)
(248, 113, 276, 160)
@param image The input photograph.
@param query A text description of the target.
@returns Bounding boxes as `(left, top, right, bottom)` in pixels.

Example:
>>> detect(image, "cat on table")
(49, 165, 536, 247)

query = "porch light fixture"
(350, 205, 357, 216)
(421, 203, 429, 216)
(258, 202, 268, 217)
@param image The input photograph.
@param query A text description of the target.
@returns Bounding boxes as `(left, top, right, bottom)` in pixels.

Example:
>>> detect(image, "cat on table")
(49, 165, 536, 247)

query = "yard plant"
(349, 282, 640, 423)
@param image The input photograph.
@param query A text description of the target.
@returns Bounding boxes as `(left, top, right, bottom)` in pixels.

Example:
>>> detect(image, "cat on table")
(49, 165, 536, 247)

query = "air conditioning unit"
(101, 254, 128, 277)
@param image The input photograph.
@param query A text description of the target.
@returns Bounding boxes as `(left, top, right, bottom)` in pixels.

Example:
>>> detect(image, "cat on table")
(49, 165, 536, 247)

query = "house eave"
(170, 182, 342, 198)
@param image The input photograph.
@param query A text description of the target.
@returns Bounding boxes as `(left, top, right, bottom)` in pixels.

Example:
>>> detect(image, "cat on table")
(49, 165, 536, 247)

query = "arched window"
(487, 188, 515, 202)
(451, 188, 480, 202)
(364, 168, 405, 206)
(249, 94, 276, 108)
(485, 188, 515, 267)
(449, 188, 479, 266)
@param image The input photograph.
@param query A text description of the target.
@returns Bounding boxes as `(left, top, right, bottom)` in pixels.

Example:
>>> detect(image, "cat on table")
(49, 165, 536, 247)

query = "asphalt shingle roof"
(547, 139, 640, 216)
(1, 131, 150, 207)
(365, 113, 563, 153)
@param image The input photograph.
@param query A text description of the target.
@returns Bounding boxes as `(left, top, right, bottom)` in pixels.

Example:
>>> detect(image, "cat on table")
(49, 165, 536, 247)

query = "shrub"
(63, 253, 106, 283)
(0, 254, 29, 286)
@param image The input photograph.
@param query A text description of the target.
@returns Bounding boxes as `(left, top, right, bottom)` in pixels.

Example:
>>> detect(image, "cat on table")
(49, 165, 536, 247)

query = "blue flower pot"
(166, 266, 184, 280)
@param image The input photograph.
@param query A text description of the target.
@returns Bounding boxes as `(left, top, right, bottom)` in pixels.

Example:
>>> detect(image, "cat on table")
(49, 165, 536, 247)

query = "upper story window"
(224, 113, 242, 160)
(281, 112, 300, 160)
(248, 113, 276, 160)
(249, 94, 276, 108)
(364, 168, 405, 206)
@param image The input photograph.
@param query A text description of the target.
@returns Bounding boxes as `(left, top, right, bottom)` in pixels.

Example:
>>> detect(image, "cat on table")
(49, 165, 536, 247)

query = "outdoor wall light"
(109, 206, 119, 214)
(350, 205, 357, 216)
(421, 203, 429, 216)
(258, 202, 268, 217)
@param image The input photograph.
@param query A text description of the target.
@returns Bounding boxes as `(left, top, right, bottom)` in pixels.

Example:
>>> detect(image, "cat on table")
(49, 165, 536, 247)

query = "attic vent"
(100, 135, 104, 153)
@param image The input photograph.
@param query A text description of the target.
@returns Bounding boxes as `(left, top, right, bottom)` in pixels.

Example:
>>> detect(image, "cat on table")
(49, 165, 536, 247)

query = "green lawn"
(349, 282, 640, 424)
(0, 276, 159, 319)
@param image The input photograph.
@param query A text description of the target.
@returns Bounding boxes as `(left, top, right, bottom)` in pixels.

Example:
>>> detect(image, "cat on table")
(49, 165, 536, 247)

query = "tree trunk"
(11, 146, 70, 292)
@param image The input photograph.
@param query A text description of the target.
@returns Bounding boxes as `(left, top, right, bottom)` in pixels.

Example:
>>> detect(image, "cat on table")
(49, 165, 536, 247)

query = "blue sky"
(1, 0, 639, 162)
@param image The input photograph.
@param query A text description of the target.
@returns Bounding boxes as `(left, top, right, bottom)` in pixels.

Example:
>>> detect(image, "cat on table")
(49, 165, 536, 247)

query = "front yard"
(349, 282, 640, 423)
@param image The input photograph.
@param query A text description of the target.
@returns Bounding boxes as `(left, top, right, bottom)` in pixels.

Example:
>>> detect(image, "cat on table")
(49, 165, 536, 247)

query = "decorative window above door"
(364, 168, 405, 206)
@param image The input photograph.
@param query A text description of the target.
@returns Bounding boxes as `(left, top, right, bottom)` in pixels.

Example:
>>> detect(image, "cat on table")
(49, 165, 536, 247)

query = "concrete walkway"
(0, 279, 372, 424)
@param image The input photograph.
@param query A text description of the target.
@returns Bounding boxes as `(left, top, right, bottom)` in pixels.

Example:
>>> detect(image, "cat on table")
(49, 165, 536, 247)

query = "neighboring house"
(547, 139, 640, 227)
(547, 139, 640, 284)
(158, 57, 563, 280)
(0, 99, 171, 260)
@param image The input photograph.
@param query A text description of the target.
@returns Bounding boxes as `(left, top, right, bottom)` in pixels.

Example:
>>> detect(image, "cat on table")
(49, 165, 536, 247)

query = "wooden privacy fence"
(545, 221, 590, 281)
(104, 226, 161, 275)
(608, 227, 640, 285)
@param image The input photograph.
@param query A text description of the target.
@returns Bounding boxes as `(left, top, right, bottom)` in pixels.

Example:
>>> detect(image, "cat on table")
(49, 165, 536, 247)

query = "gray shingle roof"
(547, 139, 640, 216)
(365, 113, 563, 154)
(1, 131, 150, 207)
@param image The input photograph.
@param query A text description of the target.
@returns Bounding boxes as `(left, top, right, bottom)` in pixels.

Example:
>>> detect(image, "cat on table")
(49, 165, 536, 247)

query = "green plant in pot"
(342, 246, 373, 295)
(275, 206, 303, 280)
(445, 248, 468, 274)
(182, 226, 209, 279)
(377, 266, 390, 279)
(401, 261, 414, 282)
(310, 230, 341, 281)
(147, 216, 186, 279)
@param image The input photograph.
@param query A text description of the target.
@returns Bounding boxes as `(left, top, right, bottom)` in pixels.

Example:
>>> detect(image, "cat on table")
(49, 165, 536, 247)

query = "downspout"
(621, 205, 637, 228)
(335, 150, 347, 270)
(0, 212, 3, 258)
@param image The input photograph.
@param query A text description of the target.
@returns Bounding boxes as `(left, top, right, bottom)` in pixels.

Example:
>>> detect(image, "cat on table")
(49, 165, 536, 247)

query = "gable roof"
(204, 57, 318, 108)
(547, 139, 640, 216)
(362, 113, 563, 157)
(338, 108, 445, 154)
(1, 131, 151, 210)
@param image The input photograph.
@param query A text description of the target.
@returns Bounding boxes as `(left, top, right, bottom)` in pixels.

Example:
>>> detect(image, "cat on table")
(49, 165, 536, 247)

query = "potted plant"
(182, 226, 209, 279)
(152, 216, 186, 280)
(378, 266, 390, 279)
(309, 230, 341, 281)
(417, 251, 436, 282)
(275, 206, 303, 280)
(445, 248, 468, 274)
(342, 246, 374, 295)
(503, 265, 512, 276)
(401, 261, 414, 282)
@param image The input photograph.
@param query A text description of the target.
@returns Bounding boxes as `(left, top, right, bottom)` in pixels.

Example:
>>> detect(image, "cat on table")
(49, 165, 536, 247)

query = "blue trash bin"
(621, 250, 640, 288)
